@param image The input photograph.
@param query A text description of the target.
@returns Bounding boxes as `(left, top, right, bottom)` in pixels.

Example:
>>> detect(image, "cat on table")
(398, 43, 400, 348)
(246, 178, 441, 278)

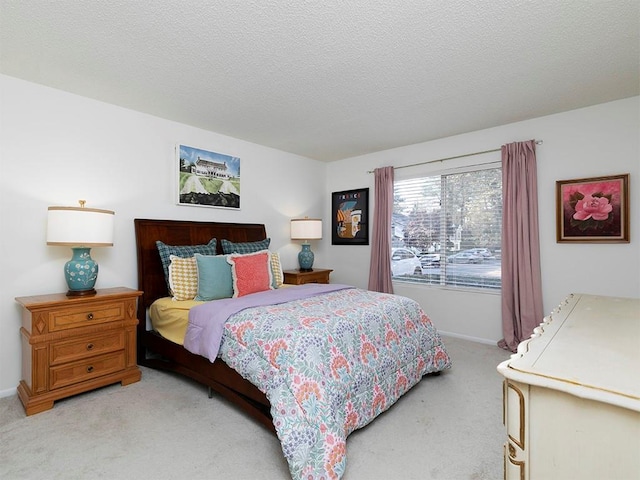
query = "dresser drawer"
(50, 331, 125, 365)
(49, 351, 126, 390)
(48, 301, 126, 332)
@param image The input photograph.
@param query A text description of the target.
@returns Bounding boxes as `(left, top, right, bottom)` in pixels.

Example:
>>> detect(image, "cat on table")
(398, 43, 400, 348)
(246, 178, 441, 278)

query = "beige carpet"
(0, 336, 510, 480)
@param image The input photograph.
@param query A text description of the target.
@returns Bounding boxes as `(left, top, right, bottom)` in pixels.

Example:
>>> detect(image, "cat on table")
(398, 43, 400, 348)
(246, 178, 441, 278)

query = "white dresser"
(497, 293, 640, 480)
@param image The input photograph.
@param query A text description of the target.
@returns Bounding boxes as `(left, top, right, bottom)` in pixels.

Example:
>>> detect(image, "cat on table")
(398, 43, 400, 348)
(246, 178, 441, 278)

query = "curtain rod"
(367, 140, 543, 173)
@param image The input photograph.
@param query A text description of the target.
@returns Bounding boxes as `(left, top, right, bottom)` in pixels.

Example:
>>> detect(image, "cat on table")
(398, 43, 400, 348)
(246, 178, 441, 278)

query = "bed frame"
(134, 218, 275, 433)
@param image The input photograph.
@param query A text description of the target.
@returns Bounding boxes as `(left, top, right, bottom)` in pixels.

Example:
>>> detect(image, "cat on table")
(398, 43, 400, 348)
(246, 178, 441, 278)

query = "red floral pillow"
(227, 250, 274, 297)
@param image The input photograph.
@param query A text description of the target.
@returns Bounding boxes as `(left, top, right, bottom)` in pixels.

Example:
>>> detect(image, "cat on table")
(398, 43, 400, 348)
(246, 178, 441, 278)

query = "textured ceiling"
(1, 1, 638, 161)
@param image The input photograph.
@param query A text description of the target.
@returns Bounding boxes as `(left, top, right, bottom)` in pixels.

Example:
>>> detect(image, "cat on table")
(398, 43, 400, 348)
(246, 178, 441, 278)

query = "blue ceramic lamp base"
(64, 247, 99, 296)
(298, 243, 315, 272)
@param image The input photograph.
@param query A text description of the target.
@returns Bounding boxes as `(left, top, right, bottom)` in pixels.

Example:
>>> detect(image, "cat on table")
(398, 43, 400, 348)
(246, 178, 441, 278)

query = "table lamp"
(47, 200, 115, 296)
(290, 218, 322, 271)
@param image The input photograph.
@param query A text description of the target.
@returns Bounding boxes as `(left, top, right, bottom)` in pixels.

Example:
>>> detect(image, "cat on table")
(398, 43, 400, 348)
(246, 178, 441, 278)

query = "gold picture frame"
(556, 173, 629, 243)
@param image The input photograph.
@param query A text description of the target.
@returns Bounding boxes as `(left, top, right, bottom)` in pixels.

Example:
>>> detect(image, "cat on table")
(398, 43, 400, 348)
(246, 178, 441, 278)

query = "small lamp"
(290, 218, 322, 272)
(47, 200, 115, 296)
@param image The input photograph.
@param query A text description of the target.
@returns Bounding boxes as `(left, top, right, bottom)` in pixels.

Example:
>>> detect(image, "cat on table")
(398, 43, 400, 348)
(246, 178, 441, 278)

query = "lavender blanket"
(184, 284, 352, 362)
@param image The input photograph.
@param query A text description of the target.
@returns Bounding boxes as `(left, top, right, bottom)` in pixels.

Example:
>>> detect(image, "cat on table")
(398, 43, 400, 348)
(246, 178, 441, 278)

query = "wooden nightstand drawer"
(49, 301, 126, 332)
(50, 331, 125, 365)
(282, 268, 332, 285)
(50, 351, 126, 390)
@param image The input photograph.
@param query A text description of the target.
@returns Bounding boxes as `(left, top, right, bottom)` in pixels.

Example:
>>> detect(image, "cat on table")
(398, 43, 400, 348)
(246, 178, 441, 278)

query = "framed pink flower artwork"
(556, 173, 629, 243)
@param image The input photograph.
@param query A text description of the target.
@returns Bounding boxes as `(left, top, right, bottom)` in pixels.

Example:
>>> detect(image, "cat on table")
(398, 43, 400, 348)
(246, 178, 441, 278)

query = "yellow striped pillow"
(168, 255, 198, 300)
(270, 252, 283, 287)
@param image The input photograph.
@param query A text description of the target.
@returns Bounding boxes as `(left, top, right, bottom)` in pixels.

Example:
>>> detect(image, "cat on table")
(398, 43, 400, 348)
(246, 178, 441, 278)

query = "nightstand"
(282, 268, 333, 285)
(16, 287, 142, 415)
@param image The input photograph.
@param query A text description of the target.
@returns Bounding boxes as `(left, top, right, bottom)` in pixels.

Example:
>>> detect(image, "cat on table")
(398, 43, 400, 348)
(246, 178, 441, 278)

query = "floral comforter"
(195, 285, 451, 479)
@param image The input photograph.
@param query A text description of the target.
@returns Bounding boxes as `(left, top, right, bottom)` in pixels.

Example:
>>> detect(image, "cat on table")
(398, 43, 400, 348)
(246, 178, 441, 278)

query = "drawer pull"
(86, 343, 94, 351)
(87, 313, 94, 320)
(86, 365, 94, 373)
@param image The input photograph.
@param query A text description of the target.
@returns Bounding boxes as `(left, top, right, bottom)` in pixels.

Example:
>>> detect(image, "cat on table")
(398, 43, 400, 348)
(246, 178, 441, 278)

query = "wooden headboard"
(134, 218, 267, 321)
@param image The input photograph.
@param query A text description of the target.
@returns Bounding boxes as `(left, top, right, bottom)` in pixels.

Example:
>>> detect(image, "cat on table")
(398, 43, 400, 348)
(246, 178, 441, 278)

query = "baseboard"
(438, 330, 499, 346)
(0, 386, 17, 398)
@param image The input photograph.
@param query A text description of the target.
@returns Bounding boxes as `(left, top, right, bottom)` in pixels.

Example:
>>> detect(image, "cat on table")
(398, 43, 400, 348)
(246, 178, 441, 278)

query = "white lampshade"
(47, 205, 115, 246)
(290, 218, 322, 240)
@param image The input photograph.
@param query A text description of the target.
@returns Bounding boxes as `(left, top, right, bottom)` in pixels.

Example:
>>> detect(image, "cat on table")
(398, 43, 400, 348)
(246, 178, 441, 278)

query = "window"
(392, 166, 502, 290)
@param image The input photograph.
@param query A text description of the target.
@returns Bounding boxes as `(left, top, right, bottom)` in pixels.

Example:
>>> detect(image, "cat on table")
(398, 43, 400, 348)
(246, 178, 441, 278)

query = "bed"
(134, 218, 451, 479)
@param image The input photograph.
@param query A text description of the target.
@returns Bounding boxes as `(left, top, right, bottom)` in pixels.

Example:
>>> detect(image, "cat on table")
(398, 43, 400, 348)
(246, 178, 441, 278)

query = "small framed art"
(331, 188, 369, 245)
(177, 144, 241, 209)
(556, 173, 629, 243)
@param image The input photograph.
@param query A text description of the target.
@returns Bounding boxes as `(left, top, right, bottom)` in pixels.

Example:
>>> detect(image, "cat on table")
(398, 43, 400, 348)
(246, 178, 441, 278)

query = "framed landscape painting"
(176, 144, 241, 209)
(556, 173, 629, 243)
(331, 188, 369, 245)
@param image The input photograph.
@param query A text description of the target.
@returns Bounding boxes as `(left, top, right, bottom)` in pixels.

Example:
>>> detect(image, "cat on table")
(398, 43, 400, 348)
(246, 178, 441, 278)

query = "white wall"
(323, 97, 640, 343)
(1, 74, 638, 396)
(0, 75, 326, 395)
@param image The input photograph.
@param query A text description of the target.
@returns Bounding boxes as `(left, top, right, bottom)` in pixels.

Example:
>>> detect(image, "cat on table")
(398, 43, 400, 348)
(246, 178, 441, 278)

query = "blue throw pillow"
(194, 254, 234, 301)
(156, 239, 217, 292)
(221, 238, 270, 255)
